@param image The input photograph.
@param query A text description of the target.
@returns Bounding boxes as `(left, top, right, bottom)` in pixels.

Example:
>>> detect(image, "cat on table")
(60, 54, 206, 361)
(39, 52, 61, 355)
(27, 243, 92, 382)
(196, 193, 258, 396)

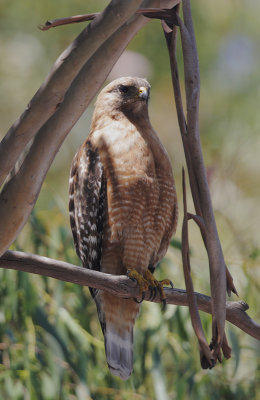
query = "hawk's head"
(95, 77, 151, 118)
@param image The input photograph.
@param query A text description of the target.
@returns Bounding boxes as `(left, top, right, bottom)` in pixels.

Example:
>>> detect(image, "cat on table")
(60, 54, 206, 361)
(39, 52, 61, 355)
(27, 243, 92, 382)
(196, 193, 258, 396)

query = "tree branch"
(0, 250, 259, 341)
(0, 0, 143, 188)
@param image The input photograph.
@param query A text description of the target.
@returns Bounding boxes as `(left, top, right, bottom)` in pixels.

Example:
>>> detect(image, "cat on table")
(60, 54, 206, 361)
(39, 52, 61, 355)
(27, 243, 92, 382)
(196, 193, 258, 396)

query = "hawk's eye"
(119, 85, 129, 94)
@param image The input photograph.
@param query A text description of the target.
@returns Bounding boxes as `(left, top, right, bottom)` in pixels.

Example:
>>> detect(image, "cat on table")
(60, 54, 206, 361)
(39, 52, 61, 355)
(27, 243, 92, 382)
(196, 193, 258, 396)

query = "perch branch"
(0, 0, 178, 257)
(0, 250, 259, 341)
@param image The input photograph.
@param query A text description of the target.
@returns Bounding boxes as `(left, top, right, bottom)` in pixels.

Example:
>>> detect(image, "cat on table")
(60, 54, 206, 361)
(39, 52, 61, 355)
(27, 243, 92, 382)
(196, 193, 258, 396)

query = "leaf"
(175, 307, 189, 341)
(170, 238, 183, 251)
(228, 328, 240, 375)
(152, 348, 170, 400)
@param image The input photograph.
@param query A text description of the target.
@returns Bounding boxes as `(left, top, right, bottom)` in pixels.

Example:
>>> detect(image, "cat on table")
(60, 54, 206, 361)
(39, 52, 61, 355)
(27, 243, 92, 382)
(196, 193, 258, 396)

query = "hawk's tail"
(105, 324, 133, 380)
(94, 292, 139, 380)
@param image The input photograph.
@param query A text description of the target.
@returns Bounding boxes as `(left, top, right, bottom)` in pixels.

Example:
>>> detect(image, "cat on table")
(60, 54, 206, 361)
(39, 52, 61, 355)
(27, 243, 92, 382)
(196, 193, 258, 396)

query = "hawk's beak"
(138, 87, 149, 102)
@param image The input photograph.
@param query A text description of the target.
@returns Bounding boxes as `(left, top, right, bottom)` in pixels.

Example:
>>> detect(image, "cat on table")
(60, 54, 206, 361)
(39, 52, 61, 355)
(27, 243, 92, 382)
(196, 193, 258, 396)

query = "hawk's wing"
(69, 141, 106, 298)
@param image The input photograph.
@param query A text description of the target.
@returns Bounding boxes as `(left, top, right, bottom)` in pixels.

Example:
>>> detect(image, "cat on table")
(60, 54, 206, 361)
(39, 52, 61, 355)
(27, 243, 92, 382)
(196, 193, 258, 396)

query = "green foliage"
(0, 207, 258, 399)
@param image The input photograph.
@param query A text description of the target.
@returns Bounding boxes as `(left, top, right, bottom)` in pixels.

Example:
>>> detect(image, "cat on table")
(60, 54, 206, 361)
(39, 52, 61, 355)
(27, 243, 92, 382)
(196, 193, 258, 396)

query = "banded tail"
(95, 292, 139, 380)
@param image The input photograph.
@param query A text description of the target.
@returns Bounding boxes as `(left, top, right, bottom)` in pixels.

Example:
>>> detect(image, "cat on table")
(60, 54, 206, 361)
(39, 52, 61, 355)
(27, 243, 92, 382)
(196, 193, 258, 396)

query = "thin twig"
(39, 13, 99, 31)
(0, 250, 259, 341)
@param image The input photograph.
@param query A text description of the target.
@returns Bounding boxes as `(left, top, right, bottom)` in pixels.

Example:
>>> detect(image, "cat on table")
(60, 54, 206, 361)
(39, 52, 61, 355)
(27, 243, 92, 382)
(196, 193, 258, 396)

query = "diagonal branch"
(0, 250, 259, 341)
(0, 0, 143, 188)
(0, 0, 178, 257)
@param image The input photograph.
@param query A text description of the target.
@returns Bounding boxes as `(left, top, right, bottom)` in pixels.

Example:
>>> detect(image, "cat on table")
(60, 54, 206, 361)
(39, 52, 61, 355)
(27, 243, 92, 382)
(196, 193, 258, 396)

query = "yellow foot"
(127, 269, 174, 307)
(127, 269, 149, 303)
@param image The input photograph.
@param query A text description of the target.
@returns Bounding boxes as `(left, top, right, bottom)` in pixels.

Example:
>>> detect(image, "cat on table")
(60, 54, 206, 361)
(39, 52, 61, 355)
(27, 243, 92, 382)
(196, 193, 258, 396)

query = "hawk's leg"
(127, 269, 173, 307)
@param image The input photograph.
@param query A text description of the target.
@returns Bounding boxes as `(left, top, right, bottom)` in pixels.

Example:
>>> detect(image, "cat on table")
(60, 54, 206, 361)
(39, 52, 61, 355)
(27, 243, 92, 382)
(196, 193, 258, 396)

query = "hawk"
(69, 77, 178, 380)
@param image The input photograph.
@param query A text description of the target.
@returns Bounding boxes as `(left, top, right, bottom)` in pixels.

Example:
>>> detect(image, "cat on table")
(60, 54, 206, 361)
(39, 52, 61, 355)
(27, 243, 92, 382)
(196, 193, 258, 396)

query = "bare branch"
(0, 0, 143, 187)
(0, 0, 178, 257)
(39, 13, 100, 31)
(0, 250, 259, 341)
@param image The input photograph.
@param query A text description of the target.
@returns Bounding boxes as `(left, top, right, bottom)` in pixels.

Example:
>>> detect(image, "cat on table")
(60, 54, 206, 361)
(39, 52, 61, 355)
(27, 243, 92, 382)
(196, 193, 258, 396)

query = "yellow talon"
(160, 279, 173, 287)
(144, 272, 173, 305)
(127, 269, 173, 306)
(143, 270, 157, 285)
(127, 269, 149, 302)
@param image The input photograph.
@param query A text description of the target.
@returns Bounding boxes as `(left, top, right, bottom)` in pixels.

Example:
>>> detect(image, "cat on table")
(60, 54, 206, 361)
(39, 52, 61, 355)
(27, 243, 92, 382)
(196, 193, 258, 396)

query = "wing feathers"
(69, 141, 106, 297)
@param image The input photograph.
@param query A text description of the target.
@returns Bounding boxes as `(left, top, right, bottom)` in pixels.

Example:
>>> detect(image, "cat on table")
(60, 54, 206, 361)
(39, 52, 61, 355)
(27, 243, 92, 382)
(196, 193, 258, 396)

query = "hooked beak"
(138, 86, 149, 102)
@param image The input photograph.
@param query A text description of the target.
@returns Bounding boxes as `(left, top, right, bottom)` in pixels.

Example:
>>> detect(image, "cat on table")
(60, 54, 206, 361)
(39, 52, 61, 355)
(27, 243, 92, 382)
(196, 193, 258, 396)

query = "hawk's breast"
(94, 120, 177, 263)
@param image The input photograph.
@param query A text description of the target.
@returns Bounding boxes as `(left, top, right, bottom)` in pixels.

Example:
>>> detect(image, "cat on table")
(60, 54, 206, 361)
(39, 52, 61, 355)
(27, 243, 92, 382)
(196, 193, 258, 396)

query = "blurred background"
(0, 0, 259, 398)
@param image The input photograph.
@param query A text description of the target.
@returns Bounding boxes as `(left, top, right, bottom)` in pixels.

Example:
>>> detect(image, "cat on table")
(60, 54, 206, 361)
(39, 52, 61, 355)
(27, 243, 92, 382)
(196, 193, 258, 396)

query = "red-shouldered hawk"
(69, 77, 178, 380)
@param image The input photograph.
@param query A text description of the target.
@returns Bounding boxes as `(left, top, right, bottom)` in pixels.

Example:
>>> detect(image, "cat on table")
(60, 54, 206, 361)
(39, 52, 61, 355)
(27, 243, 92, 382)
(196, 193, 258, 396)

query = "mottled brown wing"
(69, 141, 106, 297)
